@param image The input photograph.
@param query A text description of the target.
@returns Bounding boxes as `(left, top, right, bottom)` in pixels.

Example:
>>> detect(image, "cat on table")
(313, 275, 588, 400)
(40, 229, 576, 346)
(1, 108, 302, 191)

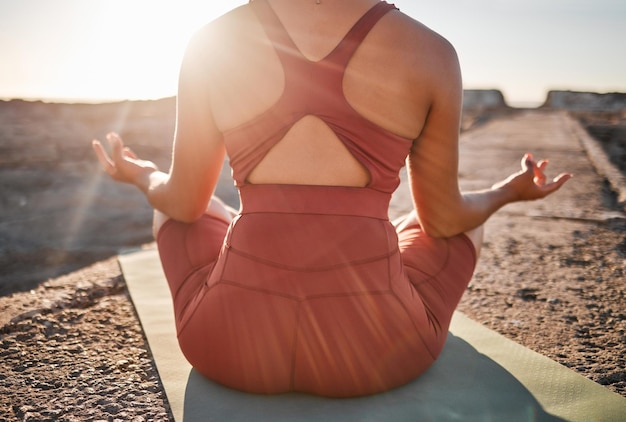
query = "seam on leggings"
(405, 237, 451, 283)
(397, 218, 475, 280)
(458, 232, 478, 269)
(401, 231, 476, 283)
(155, 217, 177, 244)
(175, 265, 208, 309)
(176, 278, 213, 338)
(175, 225, 231, 337)
(217, 278, 392, 302)
(404, 235, 476, 343)
(225, 247, 395, 272)
(175, 237, 238, 337)
(386, 228, 434, 356)
(384, 219, 391, 291)
(404, 242, 451, 338)
(242, 210, 387, 221)
(170, 225, 197, 302)
(303, 289, 391, 301)
(172, 222, 216, 302)
(389, 288, 437, 360)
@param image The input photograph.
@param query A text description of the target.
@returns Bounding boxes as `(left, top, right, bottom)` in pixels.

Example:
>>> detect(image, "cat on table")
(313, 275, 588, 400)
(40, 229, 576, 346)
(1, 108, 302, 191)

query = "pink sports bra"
(224, 0, 412, 194)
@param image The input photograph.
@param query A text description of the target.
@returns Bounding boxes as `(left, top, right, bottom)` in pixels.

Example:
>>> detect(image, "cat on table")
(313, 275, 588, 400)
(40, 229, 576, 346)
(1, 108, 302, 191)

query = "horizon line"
(2, 88, 624, 108)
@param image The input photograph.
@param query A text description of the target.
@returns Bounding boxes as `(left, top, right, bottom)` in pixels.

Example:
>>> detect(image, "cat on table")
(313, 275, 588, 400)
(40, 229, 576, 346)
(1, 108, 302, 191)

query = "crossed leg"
(152, 196, 238, 239)
(391, 210, 484, 259)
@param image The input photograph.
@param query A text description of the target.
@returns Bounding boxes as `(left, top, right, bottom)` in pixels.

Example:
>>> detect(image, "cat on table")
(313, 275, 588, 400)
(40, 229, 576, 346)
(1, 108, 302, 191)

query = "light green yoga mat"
(119, 248, 626, 422)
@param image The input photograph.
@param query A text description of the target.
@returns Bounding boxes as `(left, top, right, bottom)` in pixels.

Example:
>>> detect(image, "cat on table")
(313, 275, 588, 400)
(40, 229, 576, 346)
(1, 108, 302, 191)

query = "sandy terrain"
(0, 98, 624, 420)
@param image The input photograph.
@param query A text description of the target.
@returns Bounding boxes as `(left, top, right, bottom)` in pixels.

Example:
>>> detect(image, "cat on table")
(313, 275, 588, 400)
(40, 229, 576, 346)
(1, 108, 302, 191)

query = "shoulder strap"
(250, 1, 397, 65)
(249, 0, 300, 62)
(328, 2, 398, 66)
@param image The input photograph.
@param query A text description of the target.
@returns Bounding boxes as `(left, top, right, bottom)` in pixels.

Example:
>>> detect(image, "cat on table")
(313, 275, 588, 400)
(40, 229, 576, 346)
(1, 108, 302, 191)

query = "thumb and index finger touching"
(522, 152, 573, 197)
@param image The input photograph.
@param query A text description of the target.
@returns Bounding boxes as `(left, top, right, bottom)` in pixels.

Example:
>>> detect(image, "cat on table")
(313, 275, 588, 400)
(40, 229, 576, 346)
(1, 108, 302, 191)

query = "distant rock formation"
(462, 89, 508, 111)
(543, 91, 626, 111)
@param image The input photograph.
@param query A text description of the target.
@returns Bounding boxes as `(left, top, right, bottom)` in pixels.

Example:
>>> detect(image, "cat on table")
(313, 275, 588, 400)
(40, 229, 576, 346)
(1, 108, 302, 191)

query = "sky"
(0, 0, 624, 107)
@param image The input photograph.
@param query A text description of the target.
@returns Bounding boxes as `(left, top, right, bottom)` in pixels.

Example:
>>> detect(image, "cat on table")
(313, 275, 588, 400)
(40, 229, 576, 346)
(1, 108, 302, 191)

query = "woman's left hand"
(492, 153, 572, 202)
(92, 133, 159, 186)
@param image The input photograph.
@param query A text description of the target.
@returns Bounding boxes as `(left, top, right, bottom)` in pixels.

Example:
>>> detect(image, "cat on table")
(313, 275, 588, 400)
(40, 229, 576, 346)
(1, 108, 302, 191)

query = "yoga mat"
(120, 248, 626, 421)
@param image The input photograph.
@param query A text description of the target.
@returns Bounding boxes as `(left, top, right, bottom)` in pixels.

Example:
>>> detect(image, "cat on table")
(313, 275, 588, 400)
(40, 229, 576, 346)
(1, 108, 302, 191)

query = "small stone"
(103, 403, 122, 415)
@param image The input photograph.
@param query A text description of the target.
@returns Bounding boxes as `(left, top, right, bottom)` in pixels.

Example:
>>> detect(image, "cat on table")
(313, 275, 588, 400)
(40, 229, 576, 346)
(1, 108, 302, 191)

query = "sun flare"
(49, 1, 244, 102)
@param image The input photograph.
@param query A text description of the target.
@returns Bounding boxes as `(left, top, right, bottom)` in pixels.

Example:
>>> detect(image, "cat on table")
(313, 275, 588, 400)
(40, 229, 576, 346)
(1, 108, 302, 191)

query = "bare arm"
(93, 27, 226, 223)
(408, 41, 571, 238)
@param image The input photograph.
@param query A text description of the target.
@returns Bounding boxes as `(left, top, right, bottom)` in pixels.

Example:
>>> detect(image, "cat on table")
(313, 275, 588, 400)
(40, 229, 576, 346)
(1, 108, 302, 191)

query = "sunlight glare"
(58, 1, 243, 102)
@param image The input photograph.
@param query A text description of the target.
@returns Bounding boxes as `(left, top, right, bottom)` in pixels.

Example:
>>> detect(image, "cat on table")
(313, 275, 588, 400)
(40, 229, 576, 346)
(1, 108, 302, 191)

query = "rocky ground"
(574, 110, 626, 176)
(0, 98, 624, 420)
(0, 258, 170, 421)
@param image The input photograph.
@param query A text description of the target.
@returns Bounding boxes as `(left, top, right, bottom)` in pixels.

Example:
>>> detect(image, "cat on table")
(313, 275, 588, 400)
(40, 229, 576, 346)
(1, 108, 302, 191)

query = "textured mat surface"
(120, 248, 626, 422)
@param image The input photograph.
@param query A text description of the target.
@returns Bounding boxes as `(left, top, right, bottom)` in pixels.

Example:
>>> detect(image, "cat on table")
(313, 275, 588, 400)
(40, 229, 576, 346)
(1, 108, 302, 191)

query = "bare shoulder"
(377, 10, 461, 109)
(387, 10, 458, 70)
(184, 4, 260, 59)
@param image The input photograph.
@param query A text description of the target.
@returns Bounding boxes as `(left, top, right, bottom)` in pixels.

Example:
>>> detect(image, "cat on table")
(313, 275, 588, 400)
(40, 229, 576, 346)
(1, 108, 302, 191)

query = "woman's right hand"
(92, 132, 159, 188)
(492, 153, 572, 202)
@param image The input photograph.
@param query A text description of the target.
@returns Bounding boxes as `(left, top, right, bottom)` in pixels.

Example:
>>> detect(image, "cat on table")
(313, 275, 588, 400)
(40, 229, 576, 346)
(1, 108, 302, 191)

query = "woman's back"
(194, 0, 454, 188)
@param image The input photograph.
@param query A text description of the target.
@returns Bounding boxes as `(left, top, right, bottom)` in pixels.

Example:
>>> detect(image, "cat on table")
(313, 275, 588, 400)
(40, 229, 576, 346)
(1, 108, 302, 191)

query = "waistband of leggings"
(238, 184, 390, 220)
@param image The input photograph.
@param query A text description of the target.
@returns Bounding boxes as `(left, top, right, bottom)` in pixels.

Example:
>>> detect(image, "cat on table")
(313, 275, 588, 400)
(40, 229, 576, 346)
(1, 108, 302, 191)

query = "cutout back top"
(224, 0, 412, 194)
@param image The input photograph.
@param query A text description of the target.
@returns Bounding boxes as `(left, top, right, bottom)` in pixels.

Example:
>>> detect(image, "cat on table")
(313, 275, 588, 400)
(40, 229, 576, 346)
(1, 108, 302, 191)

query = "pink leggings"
(157, 212, 476, 397)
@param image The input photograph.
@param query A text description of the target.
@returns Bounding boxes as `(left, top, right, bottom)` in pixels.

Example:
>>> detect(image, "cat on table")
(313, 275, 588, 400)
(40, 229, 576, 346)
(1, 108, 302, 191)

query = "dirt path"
(455, 111, 626, 396)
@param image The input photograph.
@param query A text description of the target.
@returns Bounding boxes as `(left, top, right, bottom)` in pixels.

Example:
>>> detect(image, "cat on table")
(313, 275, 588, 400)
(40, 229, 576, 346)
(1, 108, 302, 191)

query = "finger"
(92, 140, 115, 173)
(107, 132, 125, 163)
(521, 153, 534, 171)
(553, 173, 573, 186)
(537, 159, 549, 171)
(123, 147, 138, 160)
(521, 153, 538, 178)
(528, 158, 549, 182)
(533, 163, 547, 184)
(541, 173, 573, 195)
